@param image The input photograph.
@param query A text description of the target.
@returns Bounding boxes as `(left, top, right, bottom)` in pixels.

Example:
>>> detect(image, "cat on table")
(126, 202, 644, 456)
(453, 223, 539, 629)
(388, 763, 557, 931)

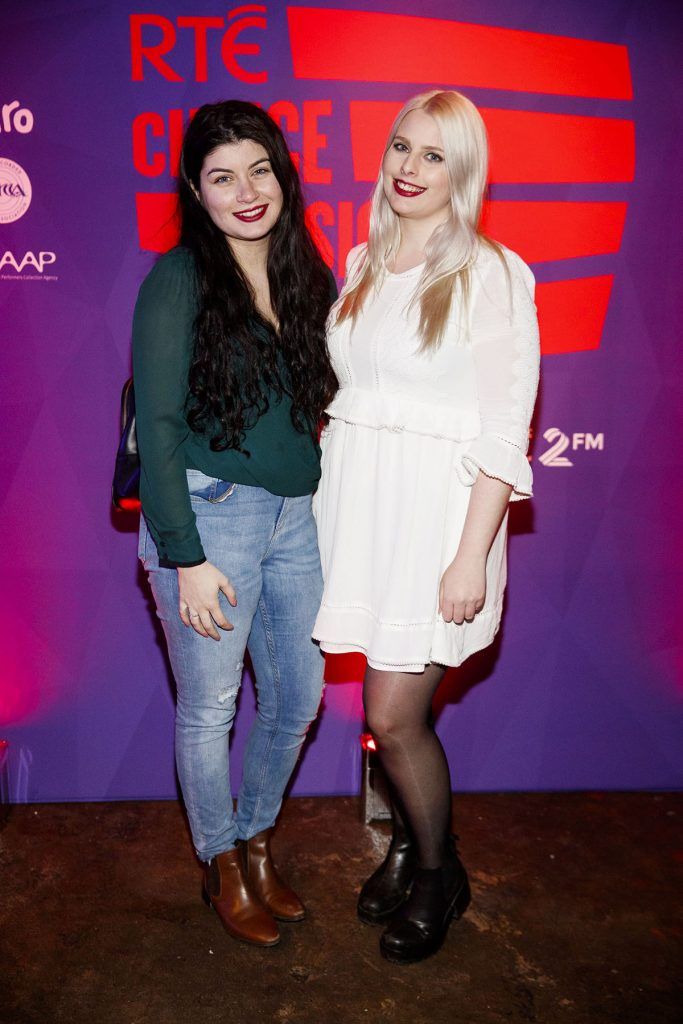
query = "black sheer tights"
(364, 664, 452, 870)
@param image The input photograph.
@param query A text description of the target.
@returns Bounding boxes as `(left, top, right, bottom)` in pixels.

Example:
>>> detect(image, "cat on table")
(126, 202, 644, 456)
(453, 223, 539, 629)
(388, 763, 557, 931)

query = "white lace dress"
(312, 242, 540, 671)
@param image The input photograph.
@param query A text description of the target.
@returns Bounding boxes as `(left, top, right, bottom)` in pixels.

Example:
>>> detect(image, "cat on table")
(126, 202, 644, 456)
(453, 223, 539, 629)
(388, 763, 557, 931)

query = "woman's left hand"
(439, 553, 487, 624)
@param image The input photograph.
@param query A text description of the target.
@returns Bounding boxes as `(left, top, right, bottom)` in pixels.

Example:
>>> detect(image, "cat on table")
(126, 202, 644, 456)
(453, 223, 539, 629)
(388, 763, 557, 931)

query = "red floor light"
(360, 731, 377, 753)
(360, 732, 391, 823)
(116, 497, 142, 512)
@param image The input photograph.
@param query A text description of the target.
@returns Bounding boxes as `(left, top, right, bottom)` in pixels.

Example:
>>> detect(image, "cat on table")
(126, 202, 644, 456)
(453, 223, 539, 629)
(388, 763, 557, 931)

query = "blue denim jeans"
(138, 469, 325, 861)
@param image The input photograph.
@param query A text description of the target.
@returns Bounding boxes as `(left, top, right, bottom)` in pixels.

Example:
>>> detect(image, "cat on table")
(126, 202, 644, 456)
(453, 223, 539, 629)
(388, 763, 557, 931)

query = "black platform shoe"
(357, 819, 417, 925)
(379, 837, 471, 964)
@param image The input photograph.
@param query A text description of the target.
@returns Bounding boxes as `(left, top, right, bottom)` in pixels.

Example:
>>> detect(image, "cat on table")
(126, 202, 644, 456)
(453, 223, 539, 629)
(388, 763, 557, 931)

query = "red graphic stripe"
(135, 193, 180, 253)
(482, 201, 627, 262)
(350, 102, 635, 183)
(288, 7, 632, 100)
(536, 276, 613, 354)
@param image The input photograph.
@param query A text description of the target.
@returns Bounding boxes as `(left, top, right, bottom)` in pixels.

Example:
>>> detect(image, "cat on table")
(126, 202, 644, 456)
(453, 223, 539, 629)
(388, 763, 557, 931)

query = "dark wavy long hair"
(178, 100, 337, 451)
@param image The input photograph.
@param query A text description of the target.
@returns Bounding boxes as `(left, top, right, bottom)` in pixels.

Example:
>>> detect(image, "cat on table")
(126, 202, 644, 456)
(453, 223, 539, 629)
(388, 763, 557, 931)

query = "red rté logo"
(130, 6, 267, 84)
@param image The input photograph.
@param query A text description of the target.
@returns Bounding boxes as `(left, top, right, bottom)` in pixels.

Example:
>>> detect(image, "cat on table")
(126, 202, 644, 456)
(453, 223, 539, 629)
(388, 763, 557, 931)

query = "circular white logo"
(0, 158, 31, 223)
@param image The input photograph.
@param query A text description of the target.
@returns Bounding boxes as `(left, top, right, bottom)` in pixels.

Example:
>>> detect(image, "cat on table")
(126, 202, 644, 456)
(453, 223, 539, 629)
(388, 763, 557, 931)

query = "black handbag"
(112, 378, 141, 510)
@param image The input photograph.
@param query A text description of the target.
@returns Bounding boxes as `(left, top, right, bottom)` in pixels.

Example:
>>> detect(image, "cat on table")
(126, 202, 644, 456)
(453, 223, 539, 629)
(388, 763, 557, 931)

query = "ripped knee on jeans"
(217, 661, 244, 705)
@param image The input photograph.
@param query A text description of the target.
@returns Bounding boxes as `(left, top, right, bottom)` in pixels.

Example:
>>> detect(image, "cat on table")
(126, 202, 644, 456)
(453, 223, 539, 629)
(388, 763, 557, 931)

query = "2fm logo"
(0, 101, 34, 134)
(537, 428, 605, 467)
(0, 251, 57, 275)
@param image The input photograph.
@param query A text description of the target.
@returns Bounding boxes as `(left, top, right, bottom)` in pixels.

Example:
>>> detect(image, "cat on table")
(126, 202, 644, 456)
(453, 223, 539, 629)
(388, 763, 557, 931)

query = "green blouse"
(132, 246, 334, 568)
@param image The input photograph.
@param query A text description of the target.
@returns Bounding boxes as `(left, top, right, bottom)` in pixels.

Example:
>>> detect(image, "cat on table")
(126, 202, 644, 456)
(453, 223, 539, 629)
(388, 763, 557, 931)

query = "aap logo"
(0, 158, 32, 224)
(0, 251, 57, 275)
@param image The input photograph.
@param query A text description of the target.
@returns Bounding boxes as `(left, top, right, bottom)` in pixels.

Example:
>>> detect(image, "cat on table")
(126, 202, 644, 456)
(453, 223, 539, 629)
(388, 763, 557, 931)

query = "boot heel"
(452, 874, 471, 919)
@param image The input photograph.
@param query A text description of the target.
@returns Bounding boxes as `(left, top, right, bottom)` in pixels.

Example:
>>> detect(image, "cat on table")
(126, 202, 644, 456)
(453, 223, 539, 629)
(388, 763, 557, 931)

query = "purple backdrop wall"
(1, 0, 682, 802)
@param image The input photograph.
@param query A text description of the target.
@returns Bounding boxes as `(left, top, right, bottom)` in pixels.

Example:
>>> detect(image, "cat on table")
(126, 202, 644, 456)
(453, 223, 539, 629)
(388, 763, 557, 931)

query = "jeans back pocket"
(186, 469, 236, 503)
(209, 480, 236, 503)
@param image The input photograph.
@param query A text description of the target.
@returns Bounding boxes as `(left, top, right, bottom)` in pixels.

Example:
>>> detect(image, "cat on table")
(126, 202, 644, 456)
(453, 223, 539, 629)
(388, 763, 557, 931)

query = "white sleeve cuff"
(456, 434, 533, 501)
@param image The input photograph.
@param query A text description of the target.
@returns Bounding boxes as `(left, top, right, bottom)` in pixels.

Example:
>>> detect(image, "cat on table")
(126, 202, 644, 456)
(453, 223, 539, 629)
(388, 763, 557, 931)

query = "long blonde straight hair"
(336, 89, 504, 350)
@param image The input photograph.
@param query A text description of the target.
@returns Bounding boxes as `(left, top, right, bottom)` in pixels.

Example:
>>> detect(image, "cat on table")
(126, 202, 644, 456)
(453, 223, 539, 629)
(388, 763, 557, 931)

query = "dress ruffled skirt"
(311, 391, 527, 671)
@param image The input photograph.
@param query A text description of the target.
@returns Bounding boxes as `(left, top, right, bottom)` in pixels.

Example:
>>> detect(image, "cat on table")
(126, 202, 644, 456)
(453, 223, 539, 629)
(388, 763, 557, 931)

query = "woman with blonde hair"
(313, 90, 540, 963)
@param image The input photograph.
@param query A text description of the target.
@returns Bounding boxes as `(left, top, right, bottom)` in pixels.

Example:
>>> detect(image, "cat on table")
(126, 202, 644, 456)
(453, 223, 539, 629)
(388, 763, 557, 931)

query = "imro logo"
(0, 158, 32, 223)
(0, 251, 57, 275)
(537, 428, 605, 468)
(0, 101, 34, 134)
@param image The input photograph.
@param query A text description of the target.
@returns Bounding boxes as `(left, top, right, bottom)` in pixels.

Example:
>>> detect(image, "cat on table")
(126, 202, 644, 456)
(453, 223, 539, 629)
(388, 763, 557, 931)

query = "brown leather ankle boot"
(203, 847, 280, 946)
(243, 828, 305, 922)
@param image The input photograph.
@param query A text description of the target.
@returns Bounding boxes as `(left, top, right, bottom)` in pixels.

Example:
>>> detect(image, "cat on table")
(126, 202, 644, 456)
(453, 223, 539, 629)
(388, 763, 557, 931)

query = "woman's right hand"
(177, 562, 237, 640)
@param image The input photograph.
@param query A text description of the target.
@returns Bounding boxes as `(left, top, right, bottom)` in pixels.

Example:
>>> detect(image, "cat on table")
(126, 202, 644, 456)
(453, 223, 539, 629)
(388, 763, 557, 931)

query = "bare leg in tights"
(363, 664, 451, 869)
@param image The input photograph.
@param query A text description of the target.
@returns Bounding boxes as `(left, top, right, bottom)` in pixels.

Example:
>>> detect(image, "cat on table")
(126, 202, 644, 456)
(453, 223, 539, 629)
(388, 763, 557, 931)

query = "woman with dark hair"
(133, 100, 337, 947)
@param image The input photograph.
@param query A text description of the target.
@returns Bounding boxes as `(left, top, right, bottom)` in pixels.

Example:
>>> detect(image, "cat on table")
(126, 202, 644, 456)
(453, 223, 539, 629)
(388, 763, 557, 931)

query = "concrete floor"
(0, 793, 681, 1024)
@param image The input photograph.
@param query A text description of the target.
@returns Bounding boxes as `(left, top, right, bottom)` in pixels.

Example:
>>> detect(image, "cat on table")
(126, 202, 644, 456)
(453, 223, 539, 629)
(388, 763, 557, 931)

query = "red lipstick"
(393, 179, 426, 198)
(233, 204, 268, 222)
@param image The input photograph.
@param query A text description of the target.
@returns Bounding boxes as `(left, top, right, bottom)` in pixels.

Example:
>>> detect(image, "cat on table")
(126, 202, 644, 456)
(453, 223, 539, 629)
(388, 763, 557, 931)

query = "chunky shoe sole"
(357, 891, 410, 926)
(378, 875, 471, 964)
